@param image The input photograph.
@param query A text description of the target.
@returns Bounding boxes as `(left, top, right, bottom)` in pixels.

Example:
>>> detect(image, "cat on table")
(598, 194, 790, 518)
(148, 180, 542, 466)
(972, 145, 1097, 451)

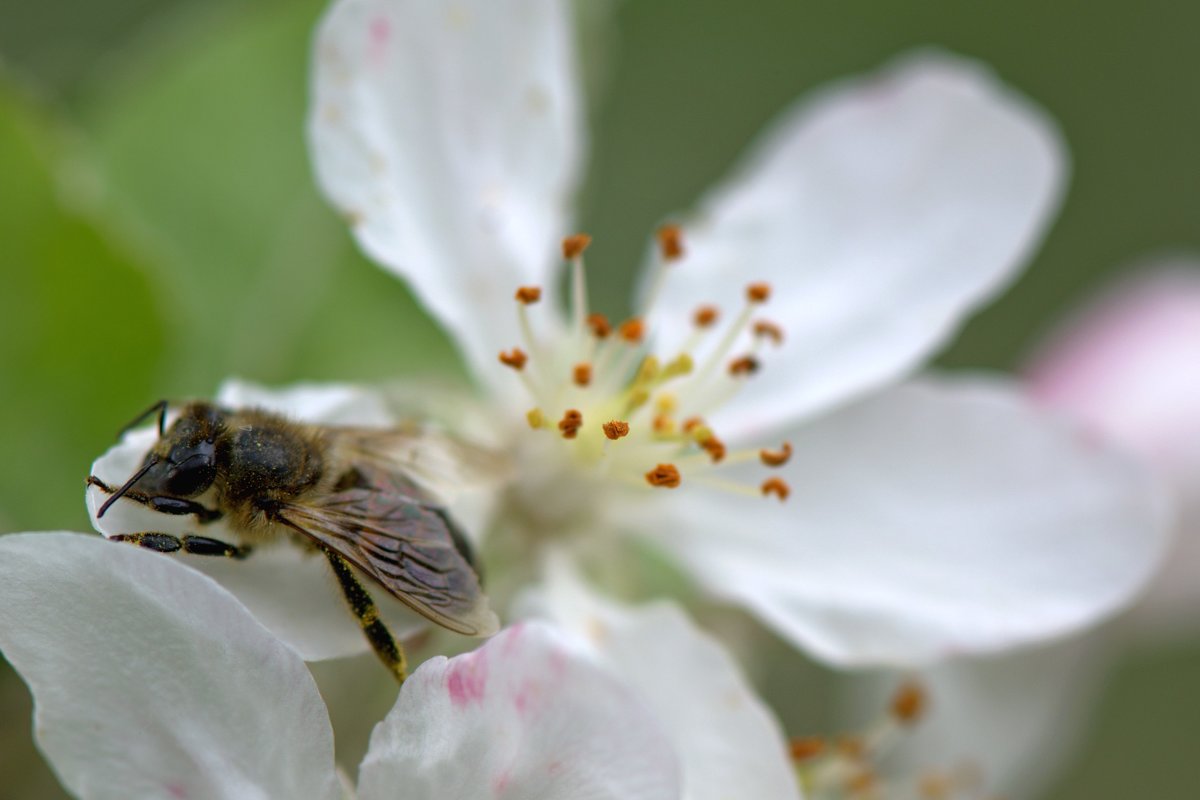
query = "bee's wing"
(275, 461, 499, 637)
(331, 426, 511, 503)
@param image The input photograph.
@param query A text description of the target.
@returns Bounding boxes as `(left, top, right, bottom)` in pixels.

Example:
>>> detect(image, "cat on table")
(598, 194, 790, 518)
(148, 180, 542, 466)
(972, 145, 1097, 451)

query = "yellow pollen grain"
(587, 312, 612, 339)
(558, 409, 584, 439)
(561, 233, 592, 260)
(693, 305, 720, 328)
(656, 223, 685, 261)
(602, 420, 630, 440)
(728, 355, 760, 376)
(515, 285, 542, 304)
(499, 348, 528, 370)
(761, 477, 790, 501)
(662, 353, 694, 378)
(760, 442, 793, 467)
(645, 463, 681, 488)
(526, 408, 546, 429)
(746, 282, 771, 303)
(573, 362, 592, 387)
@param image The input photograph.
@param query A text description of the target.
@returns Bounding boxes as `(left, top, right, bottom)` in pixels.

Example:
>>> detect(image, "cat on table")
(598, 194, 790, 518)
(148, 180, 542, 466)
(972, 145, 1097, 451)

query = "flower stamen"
(515, 286, 542, 304)
(573, 362, 593, 387)
(760, 442, 793, 467)
(602, 420, 630, 440)
(558, 409, 584, 439)
(645, 463, 681, 488)
(761, 477, 790, 500)
(499, 348, 528, 369)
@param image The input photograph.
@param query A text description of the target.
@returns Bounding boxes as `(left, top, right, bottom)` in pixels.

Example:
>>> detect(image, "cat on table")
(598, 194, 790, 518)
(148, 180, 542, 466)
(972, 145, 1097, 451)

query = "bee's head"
(138, 402, 225, 498)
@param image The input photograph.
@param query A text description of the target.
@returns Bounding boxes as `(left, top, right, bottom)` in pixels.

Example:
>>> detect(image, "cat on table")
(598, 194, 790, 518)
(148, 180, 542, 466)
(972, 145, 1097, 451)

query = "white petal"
(356, 622, 681, 800)
(651, 376, 1169, 666)
(310, 0, 584, 392)
(838, 636, 1105, 799)
(519, 558, 803, 800)
(0, 532, 341, 800)
(647, 52, 1065, 438)
(1024, 262, 1200, 639)
(86, 381, 423, 660)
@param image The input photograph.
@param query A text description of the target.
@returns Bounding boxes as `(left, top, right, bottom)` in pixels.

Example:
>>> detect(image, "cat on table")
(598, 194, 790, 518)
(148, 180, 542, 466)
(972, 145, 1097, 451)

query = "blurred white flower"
(3, 532, 804, 800)
(301, 0, 1167, 668)
(837, 259, 1200, 798)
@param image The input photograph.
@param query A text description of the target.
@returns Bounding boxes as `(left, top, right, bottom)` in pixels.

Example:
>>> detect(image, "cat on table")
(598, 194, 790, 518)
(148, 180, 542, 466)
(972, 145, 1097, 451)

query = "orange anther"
(693, 305, 720, 328)
(728, 355, 760, 376)
(499, 348, 528, 370)
(759, 442, 793, 467)
(558, 409, 583, 439)
(618, 317, 645, 343)
(573, 362, 592, 387)
(891, 681, 927, 724)
(681, 416, 704, 433)
(789, 736, 826, 762)
(701, 436, 726, 463)
(746, 282, 771, 303)
(645, 463, 681, 488)
(587, 312, 612, 339)
(602, 420, 630, 440)
(652, 414, 676, 434)
(562, 233, 592, 260)
(761, 478, 790, 501)
(515, 286, 542, 304)
(753, 319, 784, 345)
(656, 223, 684, 261)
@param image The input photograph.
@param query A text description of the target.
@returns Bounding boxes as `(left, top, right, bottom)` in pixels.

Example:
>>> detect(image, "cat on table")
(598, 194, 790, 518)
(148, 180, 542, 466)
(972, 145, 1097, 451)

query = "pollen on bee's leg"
(587, 312, 612, 339)
(656, 223, 685, 261)
(693, 304, 720, 328)
(728, 355, 760, 376)
(573, 362, 592, 387)
(562, 233, 592, 260)
(602, 420, 630, 440)
(515, 286, 542, 304)
(558, 409, 583, 439)
(746, 282, 772, 303)
(890, 680, 927, 725)
(760, 442, 793, 467)
(645, 463, 681, 488)
(753, 319, 785, 345)
(761, 477, 790, 501)
(499, 348, 528, 370)
(789, 736, 827, 762)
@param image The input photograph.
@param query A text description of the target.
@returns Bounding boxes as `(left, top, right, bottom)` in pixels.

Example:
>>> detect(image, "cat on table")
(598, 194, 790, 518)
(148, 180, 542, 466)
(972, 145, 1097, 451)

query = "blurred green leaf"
(0, 79, 164, 533)
(77, 0, 459, 396)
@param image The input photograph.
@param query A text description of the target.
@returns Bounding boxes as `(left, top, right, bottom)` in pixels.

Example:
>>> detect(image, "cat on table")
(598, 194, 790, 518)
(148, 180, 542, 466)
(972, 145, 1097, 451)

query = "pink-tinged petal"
(1025, 262, 1200, 474)
(0, 532, 341, 800)
(648, 376, 1169, 666)
(86, 381, 423, 661)
(356, 623, 681, 800)
(521, 559, 803, 800)
(646, 51, 1065, 440)
(310, 0, 584, 394)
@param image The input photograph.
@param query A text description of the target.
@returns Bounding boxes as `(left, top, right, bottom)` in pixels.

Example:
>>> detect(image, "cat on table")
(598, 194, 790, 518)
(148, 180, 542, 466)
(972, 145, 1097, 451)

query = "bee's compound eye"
(165, 453, 216, 497)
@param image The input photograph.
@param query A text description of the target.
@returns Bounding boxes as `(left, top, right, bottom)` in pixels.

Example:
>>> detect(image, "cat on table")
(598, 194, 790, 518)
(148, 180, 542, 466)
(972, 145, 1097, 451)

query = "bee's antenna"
(96, 456, 159, 519)
(118, 400, 170, 440)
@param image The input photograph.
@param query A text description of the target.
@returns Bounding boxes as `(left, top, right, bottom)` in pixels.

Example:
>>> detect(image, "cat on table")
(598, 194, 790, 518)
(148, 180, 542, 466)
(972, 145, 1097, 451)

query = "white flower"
(0, 531, 807, 800)
(836, 259, 1200, 798)
(298, 0, 1168, 668)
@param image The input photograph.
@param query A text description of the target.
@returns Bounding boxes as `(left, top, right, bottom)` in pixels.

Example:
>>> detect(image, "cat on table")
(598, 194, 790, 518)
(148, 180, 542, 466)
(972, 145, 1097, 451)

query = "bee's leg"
(110, 532, 252, 559)
(86, 478, 223, 524)
(323, 549, 408, 684)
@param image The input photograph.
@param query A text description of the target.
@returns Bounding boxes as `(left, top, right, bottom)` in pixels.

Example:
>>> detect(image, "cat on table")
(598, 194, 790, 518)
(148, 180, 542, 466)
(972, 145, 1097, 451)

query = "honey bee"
(87, 400, 499, 683)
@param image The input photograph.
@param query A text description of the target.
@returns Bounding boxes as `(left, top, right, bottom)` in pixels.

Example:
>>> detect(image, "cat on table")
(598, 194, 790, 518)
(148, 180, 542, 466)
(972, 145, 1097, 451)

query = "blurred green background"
(1, 0, 1196, 797)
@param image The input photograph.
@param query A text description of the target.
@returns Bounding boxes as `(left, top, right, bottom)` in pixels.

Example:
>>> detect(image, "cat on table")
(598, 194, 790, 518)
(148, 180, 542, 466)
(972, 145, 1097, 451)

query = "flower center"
(495, 228, 793, 502)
